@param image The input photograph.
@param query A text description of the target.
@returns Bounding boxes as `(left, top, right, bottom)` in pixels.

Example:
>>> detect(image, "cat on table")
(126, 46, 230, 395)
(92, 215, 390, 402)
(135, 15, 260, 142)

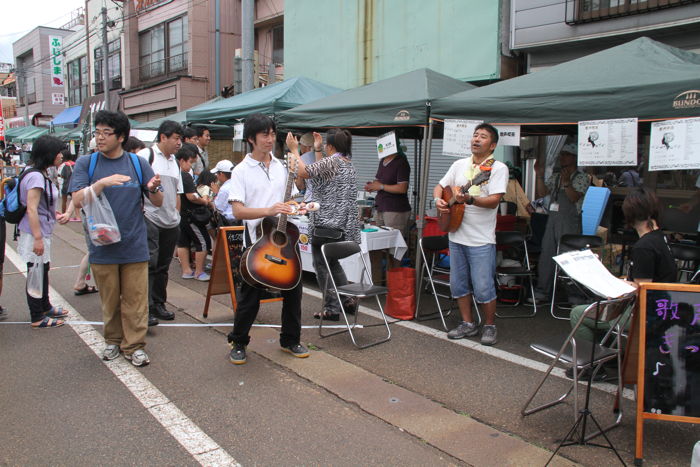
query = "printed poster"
(376, 131, 397, 159)
(443, 119, 481, 157)
(233, 123, 244, 140)
(577, 118, 637, 166)
(649, 117, 700, 171)
(494, 125, 520, 147)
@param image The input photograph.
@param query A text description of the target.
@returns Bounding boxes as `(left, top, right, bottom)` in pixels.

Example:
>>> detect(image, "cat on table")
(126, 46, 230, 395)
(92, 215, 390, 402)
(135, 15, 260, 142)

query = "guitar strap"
(465, 156, 496, 196)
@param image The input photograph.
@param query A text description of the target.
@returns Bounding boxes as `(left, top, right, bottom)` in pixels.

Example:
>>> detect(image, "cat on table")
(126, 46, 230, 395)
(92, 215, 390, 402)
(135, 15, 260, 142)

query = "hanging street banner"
(376, 131, 397, 159)
(443, 119, 481, 157)
(494, 125, 520, 147)
(49, 36, 64, 88)
(577, 118, 638, 166)
(0, 99, 5, 141)
(649, 117, 700, 171)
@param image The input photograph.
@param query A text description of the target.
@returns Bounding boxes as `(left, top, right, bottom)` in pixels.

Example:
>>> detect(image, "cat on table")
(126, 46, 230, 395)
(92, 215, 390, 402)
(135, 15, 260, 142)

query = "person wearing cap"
(530, 142, 591, 304)
(212, 159, 237, 225)
(296, 132, 317, 199)
(364, 139, 412, 266)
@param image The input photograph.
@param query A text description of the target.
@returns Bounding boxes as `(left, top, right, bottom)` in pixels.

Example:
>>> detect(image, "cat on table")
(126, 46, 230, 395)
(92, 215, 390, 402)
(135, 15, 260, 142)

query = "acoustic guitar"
(437, 169, 493, 233)
(240, 158, 302, 290)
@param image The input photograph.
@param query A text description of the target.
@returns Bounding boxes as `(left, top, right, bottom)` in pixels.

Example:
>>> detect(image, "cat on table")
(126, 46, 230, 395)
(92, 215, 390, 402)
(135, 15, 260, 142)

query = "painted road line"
(6, 247, 240, 467)
(0, 321, 360, 329)
(302, 286, 635, 401)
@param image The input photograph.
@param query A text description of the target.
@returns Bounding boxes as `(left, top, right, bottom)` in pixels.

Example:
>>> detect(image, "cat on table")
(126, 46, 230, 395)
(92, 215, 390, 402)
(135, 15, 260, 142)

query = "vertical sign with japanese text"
(49, 36, 64, 88)
(0, 99, 5, 141)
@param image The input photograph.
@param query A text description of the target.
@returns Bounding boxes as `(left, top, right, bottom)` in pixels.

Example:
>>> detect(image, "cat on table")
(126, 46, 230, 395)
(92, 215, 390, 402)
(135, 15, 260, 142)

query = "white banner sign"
(233, 123, 244, 140)
(49, 36, 64, 88)
(495, 125, 520, 147)
(577, 118, 638, 166)
(51, 93, 65, 105)
(443, 119, 481, 157)
(376, 131, 397, 159)
(649, 117, 700, 171)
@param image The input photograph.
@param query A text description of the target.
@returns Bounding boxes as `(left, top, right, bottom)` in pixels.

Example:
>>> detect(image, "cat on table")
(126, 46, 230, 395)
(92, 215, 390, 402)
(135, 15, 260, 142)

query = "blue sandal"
(46, 306, 69, 318)
(31, 317, 65, 329)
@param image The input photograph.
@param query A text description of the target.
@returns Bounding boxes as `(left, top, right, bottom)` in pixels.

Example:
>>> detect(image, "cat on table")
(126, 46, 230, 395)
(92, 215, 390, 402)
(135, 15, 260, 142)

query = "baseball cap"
(561, 143, 578, 155)
(299, 133, 314, 147)
(211, 159, 234, 173)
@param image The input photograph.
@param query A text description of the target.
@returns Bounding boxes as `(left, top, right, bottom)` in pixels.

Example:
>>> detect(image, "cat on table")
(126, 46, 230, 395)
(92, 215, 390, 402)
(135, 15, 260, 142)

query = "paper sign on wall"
(376, 131, 397, 159)
(649, 117, 700, 171)
(577, 118, 638, 166)
(51, 93, 65, 105)
(233, 123, 244, 140)
(495, 125, 520, 146)
(443, 119, 481, 157)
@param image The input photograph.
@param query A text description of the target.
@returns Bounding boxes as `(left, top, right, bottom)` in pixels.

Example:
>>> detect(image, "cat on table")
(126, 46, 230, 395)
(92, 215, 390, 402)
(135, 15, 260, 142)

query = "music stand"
(546, 285, 630, 466)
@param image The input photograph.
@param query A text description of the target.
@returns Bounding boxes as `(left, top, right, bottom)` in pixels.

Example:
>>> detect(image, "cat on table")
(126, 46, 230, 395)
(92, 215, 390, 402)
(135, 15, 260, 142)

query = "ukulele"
(437, 168, 493, 233)
(240, 157, 302, 290)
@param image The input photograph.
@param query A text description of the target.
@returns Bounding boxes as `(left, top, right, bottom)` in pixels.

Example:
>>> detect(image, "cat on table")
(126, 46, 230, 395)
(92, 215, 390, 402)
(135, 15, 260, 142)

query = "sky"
(0, 0, 86, 64)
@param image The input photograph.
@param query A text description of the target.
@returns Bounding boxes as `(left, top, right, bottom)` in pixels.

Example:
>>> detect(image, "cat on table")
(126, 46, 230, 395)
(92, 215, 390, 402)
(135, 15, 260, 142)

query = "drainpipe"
(215, 0, 221, 96)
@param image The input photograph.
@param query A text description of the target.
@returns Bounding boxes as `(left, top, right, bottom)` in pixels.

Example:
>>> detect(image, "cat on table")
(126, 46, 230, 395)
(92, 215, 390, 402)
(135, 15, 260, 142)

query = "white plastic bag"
(82, 186, 121, 246)
(27, 261, 43, 299)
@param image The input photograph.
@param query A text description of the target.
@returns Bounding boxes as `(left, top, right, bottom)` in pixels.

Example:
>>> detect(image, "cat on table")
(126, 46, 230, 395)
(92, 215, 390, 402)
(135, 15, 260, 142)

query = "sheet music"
(553, 249, 636, 299)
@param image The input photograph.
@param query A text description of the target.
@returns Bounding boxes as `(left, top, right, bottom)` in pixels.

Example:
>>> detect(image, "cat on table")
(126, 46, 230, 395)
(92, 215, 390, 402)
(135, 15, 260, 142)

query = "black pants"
(26, 261, 51, 323)
(146, 219, 180, 309)
(227, 280, 302, 348)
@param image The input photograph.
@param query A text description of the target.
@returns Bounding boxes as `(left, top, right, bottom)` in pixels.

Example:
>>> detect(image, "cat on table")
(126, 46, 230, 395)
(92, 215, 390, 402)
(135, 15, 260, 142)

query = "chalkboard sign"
(203, 226, 281, 318)
(635, 282, 700, 465)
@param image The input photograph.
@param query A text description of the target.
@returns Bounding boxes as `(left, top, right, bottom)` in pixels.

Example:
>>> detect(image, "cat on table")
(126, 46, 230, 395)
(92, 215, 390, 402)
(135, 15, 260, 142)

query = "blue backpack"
(0, 167, 51, 224)
(88, 151, 144, 185)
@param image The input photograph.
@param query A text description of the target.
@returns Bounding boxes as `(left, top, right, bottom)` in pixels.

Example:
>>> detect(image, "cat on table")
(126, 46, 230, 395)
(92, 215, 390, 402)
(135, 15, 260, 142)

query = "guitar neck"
(276, 161, 296, 232)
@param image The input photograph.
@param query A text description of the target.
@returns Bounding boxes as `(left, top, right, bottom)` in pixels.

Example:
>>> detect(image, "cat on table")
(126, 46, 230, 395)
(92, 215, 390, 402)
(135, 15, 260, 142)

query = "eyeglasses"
(93, 130, 115, 138)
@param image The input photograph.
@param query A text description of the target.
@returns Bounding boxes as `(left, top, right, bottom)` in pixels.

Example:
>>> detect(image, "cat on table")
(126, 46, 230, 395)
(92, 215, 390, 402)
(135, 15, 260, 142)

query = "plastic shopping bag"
(82, 186, 121, 246)
(27, 261, 43, 299)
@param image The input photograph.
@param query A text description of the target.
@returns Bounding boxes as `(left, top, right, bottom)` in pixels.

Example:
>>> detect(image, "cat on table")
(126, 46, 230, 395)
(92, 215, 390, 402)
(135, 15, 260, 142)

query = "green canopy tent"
(431, 37, 700, 125)
(277, 68, 474, 134)
(185, 76, 341, 125)
(6, 126, 49, 144)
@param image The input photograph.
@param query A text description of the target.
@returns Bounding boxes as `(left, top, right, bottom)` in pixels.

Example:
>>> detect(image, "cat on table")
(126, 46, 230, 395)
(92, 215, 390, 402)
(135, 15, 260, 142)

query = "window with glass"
(272, 25, 284, 65)
(94, 39, 121, 94)
(139, 15, 188, 81)
(67, 55, 88, 106)
(576, 0, 698, 22)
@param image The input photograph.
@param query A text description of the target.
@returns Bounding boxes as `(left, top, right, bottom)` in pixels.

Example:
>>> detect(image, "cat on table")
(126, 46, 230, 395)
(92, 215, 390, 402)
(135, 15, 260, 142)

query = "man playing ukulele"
(433, 123, 508, 346)
(226, 113, 309, 365)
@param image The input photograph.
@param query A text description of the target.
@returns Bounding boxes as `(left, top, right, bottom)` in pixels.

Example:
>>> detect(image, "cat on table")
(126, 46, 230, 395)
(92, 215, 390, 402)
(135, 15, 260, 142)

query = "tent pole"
(414, 118, 434, 318)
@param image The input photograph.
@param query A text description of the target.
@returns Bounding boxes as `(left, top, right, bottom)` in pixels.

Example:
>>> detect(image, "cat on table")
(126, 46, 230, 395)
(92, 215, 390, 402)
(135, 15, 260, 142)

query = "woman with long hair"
(287, 129, 361, 320)
(18, 135, 68, 328)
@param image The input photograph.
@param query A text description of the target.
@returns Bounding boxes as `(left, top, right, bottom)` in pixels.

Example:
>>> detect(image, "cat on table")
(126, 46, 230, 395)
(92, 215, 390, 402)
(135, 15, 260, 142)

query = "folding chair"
(669, 242, 700, 283)
(319, 241, 392, 349)
(521, 294, 635, 439)
(495, 231, 538, 318)
(550, 234, 603, 319)
(415, 235, 481, 330)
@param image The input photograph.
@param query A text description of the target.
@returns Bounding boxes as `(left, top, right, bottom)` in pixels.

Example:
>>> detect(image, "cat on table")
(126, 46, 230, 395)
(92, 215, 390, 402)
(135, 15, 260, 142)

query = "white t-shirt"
(228, 153, 297, 244)
(214, 178, 235, 221)
(438, 157, 508, 246)
(137, 144, 184, 229)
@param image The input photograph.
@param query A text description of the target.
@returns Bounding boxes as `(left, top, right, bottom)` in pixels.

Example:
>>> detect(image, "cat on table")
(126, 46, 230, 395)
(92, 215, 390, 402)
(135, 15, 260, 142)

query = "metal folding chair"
(495, 231, 538, 318)
(415, 235, 481, 330)
(521, 294, 635, 439)
(669, 242, 700, 283)
(319, 241, 391, 349)
(550, 234, 603, 319)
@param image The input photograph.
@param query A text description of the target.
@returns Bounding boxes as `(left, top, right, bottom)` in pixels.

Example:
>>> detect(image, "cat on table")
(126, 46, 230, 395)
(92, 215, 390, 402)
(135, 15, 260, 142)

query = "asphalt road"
(1, 220, 697, 466)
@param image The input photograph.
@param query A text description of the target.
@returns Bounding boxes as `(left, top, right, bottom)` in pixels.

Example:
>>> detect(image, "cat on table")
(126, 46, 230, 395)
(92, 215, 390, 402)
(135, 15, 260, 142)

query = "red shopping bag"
(385, 267, 415, 320)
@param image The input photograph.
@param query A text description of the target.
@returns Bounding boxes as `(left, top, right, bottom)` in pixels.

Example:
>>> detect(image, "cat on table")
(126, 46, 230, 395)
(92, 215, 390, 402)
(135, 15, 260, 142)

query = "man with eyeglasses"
(69, 110, 164, 367)
(137, 120, 184, 325)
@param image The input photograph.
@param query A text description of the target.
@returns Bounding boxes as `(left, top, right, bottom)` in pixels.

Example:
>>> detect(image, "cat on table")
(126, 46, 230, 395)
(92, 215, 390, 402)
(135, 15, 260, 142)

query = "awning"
(51, 106, 82, 126)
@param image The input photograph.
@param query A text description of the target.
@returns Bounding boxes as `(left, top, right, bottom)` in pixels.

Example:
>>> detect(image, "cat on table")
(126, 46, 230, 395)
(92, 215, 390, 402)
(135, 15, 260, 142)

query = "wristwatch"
(380, 184, 385, 191)
(466, 195, 475, 205)
(149, 186, 163, 194)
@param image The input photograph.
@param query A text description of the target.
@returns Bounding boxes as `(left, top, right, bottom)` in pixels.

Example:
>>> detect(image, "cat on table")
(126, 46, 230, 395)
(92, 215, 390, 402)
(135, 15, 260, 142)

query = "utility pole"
(19, 68, 29, 126)
(234, 56, 242, 95)
(267, 63, 275, 86)
(101, 7, 110, 111)
(241, 0, 254, 92)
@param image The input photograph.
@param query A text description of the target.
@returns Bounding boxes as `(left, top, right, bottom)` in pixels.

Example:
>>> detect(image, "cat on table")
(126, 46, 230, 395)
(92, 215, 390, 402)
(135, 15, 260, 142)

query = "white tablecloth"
(295, 221, 407, 283)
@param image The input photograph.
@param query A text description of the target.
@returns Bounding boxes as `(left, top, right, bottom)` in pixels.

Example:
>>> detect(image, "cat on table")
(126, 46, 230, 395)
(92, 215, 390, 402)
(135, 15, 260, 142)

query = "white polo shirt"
(439, 156, 508, 247)
(228, 153, 297, 244)
(137, 144, 184, 229)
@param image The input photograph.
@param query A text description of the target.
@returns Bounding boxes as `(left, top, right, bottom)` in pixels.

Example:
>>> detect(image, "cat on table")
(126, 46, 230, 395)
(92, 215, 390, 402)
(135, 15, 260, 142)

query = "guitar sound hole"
(271, 230, 287, 247)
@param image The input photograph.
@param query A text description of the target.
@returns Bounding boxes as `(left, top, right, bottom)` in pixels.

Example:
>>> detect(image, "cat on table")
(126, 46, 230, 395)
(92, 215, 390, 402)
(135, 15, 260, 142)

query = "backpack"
(0, 167, 51, 224)
(88, 151, 144, 185)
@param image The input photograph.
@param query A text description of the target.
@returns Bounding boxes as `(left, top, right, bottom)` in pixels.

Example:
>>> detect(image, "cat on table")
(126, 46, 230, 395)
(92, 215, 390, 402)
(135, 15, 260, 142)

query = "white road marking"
(302, 287, 636, 401)
(6, 247, 240, 467)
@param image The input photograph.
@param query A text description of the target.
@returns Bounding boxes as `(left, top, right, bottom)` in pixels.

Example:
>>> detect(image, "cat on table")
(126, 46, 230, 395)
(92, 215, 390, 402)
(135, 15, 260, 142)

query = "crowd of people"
(0, 110, 688, 374)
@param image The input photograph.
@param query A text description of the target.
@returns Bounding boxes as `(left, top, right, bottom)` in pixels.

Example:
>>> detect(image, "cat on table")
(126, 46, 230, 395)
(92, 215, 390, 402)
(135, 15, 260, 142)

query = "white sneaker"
(195, 272, 211, 282)
(124, 349, 150, 367)
(102, 344, 120, 361)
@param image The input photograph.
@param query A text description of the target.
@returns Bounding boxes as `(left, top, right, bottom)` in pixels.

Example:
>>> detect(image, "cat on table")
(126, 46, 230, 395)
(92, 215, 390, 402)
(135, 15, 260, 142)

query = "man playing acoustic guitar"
(226, 113, 309, 365)
(433, 123, 508, 346)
